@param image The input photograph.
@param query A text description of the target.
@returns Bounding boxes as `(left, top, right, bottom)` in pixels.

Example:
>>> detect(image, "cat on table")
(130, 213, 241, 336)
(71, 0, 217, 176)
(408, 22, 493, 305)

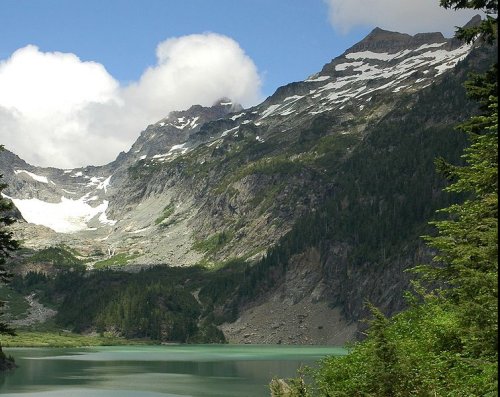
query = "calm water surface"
(0, 345, 346, 397)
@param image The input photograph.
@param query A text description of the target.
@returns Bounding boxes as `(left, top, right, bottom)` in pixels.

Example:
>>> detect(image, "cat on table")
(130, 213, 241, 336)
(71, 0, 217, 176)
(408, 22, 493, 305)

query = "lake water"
(0, 345, 346, 396)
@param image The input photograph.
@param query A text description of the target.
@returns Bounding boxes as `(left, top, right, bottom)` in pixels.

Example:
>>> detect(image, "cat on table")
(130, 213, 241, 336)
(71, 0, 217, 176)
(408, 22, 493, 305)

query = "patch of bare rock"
(221, 247, 357, 345)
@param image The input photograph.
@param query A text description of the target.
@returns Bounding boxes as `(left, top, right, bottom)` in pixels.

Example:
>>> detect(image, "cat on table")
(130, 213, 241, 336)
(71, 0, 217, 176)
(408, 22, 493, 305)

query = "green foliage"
(0, 286, 30, 319)
(243, 156, 304, 177)
(10, 272, 50, 296)
(127, 158, 166, 180)
(25, 246, 85, 271)
(418, 63, 498, 359)
(0, 145, 19, 369)
(278, 10, 498, 395)
(197, 258, 247, 323)
(93, 253, 139, 269)
(5, 259, 242, 343)
(95, 282, 200, 341)
(0, 331, 147, 347)
(42, 265, 229, 343)
(235, 60, 478, 313)
(215, 154, 304, 194)
(0, 146, 19, 338)
(307, 297, 497, 396)
(251, 183, 284, 214)
(155, 202, 175, 225)
(440, 0, 497, 43)
(270, 375, 309, 397)
(188, 321, 226, 344)
(193, 230, 234, 255)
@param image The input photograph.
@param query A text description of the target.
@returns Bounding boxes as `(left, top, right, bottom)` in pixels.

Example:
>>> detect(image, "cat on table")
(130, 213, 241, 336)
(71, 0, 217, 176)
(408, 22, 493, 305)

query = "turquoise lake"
(0, 345, 347, 396)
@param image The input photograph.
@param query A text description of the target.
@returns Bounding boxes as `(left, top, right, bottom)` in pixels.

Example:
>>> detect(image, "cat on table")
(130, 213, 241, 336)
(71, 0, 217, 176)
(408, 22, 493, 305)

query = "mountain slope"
(0, 25, 477, 265)
(1, 19, 496, 343)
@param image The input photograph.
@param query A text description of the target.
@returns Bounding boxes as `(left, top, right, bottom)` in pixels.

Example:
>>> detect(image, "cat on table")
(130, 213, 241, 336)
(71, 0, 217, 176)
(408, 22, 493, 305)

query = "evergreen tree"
(0, 145, 18, 371)
(419, 0, 498, 363)
(0, 151, 18, 280)
(419, 64, 498, 357)
(274, 4, 498, 395)
(440, 0, 498, 43)
(0, 146, 18, 336)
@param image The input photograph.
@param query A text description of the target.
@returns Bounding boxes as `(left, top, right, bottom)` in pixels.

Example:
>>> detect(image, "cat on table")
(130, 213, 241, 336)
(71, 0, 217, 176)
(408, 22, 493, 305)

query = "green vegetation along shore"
(1, 331, 152, 348)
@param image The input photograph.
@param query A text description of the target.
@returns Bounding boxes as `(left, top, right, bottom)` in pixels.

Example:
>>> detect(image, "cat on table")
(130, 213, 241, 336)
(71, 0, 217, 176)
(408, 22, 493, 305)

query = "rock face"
(347, 27, 447, 53)
(221, 248, 358, 345)
(1, 19, 494, 342)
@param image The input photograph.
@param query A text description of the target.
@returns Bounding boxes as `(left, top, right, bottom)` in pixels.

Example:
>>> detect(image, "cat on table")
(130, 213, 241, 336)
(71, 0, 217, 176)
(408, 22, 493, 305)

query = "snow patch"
(280, 108, 296, 116)
(98, 176, 112, 193)
(335, 61, 364, 71)
(415, 42, 446, 52)
(231, 112, 245, 121)
(260, 104, 281, 118)
(14, 170, 49, 184)
(172, 117, 191, 130)
(170, 143, 187, 152)
(346, 51, 400, 61)
(3, 194, 116, 233)
(221, 127, 238, 137)
(98, 206, 117, 226)
(283, 95, 303, 102)
(190, 116, 200, 129)
(305, 75, 330, 83)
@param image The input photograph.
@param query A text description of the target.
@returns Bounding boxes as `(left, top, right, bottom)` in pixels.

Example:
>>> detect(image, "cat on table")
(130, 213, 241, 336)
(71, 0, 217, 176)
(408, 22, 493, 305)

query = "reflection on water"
(0, 345, 346, 397)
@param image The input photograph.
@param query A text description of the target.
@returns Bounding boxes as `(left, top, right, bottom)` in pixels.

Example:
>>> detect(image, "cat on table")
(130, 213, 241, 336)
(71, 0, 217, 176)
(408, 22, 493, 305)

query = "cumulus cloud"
(125, 34, 261, 119)
(0, 33, 262, 168)
(324, 0, 483, 36)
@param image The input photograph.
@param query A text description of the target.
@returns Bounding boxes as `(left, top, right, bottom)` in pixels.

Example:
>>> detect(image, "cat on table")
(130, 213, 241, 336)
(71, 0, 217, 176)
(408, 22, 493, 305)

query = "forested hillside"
(271, 1, 498, 394)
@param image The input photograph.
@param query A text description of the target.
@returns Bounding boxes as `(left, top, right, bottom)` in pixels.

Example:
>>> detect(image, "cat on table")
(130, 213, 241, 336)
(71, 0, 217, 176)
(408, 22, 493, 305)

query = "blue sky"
(0, 0, 369, 97)
(0, 0, 481, 168)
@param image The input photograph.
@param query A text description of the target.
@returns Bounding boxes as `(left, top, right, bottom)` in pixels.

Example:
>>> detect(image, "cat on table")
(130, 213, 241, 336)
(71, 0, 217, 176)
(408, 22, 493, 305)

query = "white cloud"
(125, 34, 261, 118)
(324, 0, 482, 36)
(0, 33, 262, 168)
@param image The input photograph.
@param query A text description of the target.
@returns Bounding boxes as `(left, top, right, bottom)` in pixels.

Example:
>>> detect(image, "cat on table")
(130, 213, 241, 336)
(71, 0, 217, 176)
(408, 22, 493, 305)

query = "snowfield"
(3, 193, 116, 233)
(14, 170, 50, 184)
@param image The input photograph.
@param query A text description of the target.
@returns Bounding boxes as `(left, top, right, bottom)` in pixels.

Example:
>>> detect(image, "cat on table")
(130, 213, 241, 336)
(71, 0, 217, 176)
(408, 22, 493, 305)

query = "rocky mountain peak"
(463, 14, 483, 29)
(346, 27, 446, 54)
(345, 15, 483, 56)
(122, 98, 242, 165)
(212, 97, 243, 112)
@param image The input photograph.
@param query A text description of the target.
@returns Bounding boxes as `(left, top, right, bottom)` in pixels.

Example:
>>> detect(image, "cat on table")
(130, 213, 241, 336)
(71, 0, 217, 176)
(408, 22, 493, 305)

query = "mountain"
(1, 19, 496, 344)
(0, 27, 475, 263)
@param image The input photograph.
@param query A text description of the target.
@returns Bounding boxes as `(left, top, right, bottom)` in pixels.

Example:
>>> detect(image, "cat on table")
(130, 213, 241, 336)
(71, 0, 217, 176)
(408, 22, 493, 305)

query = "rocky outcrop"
(221, 248, 357, 345)
(348, 27, 446, 53)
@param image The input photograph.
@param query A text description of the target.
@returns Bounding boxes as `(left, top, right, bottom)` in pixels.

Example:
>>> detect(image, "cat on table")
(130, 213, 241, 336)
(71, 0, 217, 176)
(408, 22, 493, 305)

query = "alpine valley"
(0, 17, 496, 345)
